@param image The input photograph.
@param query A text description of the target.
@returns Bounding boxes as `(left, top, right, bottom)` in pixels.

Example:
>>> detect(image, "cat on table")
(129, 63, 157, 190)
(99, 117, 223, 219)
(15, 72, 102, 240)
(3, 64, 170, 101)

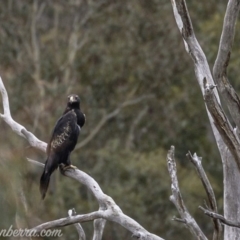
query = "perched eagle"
(40, 94, 85, 199)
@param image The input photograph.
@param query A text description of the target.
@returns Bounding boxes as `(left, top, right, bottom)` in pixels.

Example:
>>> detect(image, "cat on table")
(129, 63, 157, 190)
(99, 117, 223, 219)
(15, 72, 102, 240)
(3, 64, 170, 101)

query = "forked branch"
(213, 0, 240, 133)
(29, 166, 164, 240)
(187, 152, 222, 240)
(169, 0, 226, 156)
(203, 79, 240, 170)
(167, 146, 208, 240)
(199, 206, 240, 229)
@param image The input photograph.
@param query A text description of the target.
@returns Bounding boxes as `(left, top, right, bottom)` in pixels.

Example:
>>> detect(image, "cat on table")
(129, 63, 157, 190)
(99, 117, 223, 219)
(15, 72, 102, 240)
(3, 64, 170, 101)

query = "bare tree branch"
(169, 0, 226, 159)
(167, 146, 208, 240)
(30, 208, 163, 240)
(187, 152, 222, 240)
(92, 219, 106, 240)
(0, 77, 47, 152)
(24, 166, 164, 240)
(203, 76, 240, 239)
(27, 154, 165, 239)
(30, 211, 102, 232)
(61, 167, 164, 240)
(199, 206, 240, 229)
(213, 0, 240, 132)
(210, 1, 240, 239)
(170, 3, 240, 239)
(203, 80, 240, 170)
(203, 79, 240, 239)
(172, 217, 187, 224)
(170, 0, 216, 95)
(68, 208, 86, 240)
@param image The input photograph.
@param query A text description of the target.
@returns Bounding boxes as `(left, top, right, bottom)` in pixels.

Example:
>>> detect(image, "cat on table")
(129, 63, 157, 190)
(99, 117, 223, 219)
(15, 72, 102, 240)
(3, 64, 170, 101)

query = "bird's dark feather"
(48, 110, 80, 155)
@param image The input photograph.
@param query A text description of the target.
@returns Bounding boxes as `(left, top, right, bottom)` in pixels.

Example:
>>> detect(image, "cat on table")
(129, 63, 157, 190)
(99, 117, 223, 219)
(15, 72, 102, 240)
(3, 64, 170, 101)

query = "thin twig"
(167, 146, 208, 240)
(199, 206, 240, 229)
(187, 152, 222, 238)
(68, 208, 86, 240)
(172, 217, 187, 224)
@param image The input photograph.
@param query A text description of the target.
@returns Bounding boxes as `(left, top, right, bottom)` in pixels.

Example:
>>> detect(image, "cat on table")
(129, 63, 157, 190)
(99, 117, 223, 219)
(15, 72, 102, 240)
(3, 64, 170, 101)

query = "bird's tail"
(40, 154, 58, 199)
(40, 169, 51, 200)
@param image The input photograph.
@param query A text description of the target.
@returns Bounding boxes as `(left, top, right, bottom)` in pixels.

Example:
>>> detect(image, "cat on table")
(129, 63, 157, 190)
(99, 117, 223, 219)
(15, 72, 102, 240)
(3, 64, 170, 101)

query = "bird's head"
(67, 94, 80, 108)
(68, 94, 80, 103)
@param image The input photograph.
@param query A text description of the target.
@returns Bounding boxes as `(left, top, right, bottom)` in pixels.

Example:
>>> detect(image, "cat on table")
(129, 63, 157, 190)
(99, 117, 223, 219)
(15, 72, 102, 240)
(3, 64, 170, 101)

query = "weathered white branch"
(169, 3, 240, 239)
(187, 152, 222, 240)
(0, 77, 47, 152)
(211, 1, 240, 239)
(213, 0, 240, 132)
(92, 219, 106, 240)
(68, 208, 86, 240)
(199, 206, 240, 229)
(203, 77, 240, 239)
(170, 0, 217, 96)
(23, 166, 164, 240)
(169, 0, 225, 151)
(167, 146, 207, 240)
(30, 211, 102, 232)
(203, 80, 240, 170)
(60, 167, 164, 240)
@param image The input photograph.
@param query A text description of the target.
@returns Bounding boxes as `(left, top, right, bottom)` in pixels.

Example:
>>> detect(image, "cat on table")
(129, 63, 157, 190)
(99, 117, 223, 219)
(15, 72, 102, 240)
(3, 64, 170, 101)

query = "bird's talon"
(70, 165, 78, 169)
(62, 164, 78, 170)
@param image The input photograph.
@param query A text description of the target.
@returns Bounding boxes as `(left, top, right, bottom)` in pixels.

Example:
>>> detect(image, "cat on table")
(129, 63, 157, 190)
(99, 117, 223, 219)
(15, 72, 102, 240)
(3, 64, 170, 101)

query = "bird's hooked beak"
(69, 95, 79, 103)
(70, 96, 75, 102)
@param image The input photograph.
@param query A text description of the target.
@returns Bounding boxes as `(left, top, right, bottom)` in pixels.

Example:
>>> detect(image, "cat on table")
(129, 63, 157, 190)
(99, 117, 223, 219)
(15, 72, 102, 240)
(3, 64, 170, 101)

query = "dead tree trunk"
(169, 0, 240, 239)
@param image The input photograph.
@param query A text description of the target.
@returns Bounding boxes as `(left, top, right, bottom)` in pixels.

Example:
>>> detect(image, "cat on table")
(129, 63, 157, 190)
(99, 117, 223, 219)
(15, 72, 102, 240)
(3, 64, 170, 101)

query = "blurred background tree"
(0, 0, 235, 239)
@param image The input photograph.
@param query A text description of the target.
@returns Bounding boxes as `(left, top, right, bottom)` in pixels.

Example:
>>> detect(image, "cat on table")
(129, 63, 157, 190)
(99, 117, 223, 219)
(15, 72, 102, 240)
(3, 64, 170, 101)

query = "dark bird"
(40, 94, 85, 199)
